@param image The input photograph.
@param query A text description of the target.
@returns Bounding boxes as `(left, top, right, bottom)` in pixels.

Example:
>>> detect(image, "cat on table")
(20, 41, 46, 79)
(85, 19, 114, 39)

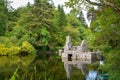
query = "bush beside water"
(0, 41, 36, 56)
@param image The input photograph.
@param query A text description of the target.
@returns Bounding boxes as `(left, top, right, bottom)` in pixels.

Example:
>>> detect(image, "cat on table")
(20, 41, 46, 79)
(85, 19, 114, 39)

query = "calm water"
(0, 54, 85, 80)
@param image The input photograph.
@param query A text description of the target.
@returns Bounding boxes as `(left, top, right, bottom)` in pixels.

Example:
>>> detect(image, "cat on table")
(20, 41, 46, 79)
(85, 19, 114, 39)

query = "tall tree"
(10, 0, 55, 51)
(0, 0, 7, 36)
(57, 5, 67, 27)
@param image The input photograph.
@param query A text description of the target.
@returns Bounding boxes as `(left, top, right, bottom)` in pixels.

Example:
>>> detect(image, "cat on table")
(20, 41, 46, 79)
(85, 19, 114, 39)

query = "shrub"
(0, 47, 8, 56)
(0, 44, 21, 56)
(20, 41, 36, 55)
(8, 46, 21, 56)
(0, 44, 8, 55)
(0, 41, 36, 56)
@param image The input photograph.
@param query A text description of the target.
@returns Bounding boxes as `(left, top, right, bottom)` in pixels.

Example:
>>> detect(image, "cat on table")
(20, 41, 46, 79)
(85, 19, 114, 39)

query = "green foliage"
(91, 7, 120, 49)
(105, 50, 120, 80)
(0, 44, 9, 56)
(97, 65, 107, 74)
(67, 13, 82, 27)
(63, 25, 81, 45)
(0, 3, 95, 80)
(0, 0, 119, 79)
(65, 1, 120, 79)
(57, 5, 67, 27)
(0, 44, 20, 56)
(9, 65, 19, 80)
(70, 67, 85, 80)
(21, 41, 36, 54)
(0, 0, 7, 36)
(0, 0, 90, 52)
(89, 2, 120, 80)
(8, 46, 21, 56)
(39, 27, 51, 46)
(12, 0, 55, 50)
(0, 0, 93, 79)
(0, 41, 36, 56)
(88, 62, 99, 71)
(0, 36, 13, 47)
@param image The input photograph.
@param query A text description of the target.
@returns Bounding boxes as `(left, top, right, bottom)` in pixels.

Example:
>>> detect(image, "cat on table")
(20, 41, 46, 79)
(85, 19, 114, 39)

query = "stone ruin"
(59, 35, 101, 78)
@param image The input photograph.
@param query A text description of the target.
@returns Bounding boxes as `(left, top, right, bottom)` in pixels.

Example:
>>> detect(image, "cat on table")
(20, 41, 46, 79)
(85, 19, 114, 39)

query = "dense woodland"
(0, 0, 120, 80)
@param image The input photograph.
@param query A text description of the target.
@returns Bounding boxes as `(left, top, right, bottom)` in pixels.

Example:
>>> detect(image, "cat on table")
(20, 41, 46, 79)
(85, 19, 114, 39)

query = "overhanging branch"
(86, 0, 120, 11)
(86, 0, 103, 6)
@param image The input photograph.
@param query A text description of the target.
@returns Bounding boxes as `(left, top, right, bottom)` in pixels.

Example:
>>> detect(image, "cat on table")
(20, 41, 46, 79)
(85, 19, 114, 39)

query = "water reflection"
(0, 54, 35, 79)
(63, 60, 88, 78)
(0, 53, 86, 80)
(0, 54, 68, 80)
(86, 71, 98, 80)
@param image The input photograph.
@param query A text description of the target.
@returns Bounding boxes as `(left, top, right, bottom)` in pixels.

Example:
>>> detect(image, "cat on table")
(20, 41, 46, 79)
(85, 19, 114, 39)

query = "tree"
(57, 5, 67, 27)
(91, 7, 120, 49)
(0, 0, 7, 36)
(66, 1, 120, 79)
(106, 50, 120, 80)
(66, 0, 120, 12)
(90, 7, 120, 80)
(9, 0, 56, 51)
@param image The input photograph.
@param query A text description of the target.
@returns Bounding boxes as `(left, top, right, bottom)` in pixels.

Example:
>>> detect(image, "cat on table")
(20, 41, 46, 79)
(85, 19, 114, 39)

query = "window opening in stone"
(68, 54, 72, 61)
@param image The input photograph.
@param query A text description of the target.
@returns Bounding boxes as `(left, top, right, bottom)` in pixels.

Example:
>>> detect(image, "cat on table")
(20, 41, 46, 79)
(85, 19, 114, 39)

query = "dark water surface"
(0, 54, 85, 80)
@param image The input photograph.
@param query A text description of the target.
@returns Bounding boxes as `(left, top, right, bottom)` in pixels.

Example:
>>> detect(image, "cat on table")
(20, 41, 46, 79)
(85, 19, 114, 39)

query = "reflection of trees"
(0, 55, 35, 79)
(0, 55, 36, 72)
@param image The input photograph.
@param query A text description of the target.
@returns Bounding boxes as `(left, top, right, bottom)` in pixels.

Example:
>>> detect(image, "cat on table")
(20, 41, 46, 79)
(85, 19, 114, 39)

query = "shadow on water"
(0, 53, 85, 80)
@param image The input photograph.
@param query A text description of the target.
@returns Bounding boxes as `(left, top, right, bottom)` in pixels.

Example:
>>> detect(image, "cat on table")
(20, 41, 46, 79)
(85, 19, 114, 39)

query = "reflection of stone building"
(59, 36, 98, 78)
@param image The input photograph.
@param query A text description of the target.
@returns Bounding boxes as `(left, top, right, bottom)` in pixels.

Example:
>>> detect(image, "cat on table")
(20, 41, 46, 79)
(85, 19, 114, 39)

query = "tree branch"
(86, 0, 103, 6)
(103, 0, 120, 11)
(86, 0, 120, 11)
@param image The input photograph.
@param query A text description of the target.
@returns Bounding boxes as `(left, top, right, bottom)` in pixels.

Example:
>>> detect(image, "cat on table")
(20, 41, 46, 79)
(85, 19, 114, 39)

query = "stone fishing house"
(59, 35, 97, 64)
